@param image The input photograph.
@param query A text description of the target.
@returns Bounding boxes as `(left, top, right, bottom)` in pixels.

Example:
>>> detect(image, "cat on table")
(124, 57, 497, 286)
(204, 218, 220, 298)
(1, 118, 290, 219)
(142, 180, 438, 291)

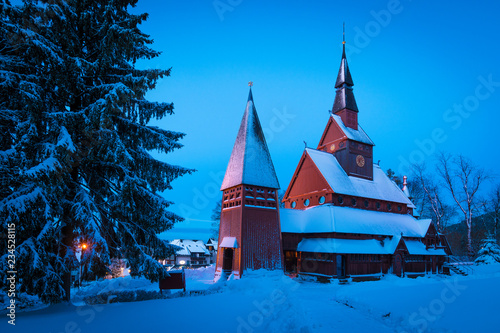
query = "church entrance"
(336, 255, 346, 278)
(284, 251, 298, 273)
(222, 248, 234, 275)
(394, 253, 403, 277)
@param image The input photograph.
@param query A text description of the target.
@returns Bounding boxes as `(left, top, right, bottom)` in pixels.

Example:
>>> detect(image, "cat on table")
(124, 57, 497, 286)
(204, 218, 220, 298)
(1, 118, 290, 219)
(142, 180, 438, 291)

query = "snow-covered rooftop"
(297, 236, 446, 256)
(298, 237, 401, 255)
(404, 240, 447, 256)
(206, 238, 218, 250)
(221, 89, 279, 190)
(306, 148, 415, 208)
(169, 239, 211, 256)
(331, 114, 374, 145)
(219, 236, 238, 248)
(280, 204, 431, 238)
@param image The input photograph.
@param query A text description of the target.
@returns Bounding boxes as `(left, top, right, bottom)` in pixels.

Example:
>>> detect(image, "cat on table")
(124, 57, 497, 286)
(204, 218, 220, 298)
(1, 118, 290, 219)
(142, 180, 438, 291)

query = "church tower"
(283, 32, 382, 210)
(215, 85, 284, 280)
(316, 33, 375, 180)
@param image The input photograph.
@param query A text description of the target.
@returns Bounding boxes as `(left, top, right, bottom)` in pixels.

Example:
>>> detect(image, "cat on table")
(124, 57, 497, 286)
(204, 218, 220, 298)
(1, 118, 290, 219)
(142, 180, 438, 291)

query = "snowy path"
(3, 264, 500, 332)
(10, 284, 395, 333)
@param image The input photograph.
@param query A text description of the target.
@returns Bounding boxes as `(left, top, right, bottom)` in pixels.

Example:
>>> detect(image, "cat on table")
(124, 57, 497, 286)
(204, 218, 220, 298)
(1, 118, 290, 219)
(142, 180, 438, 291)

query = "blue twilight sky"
(127, 0, 500, 240)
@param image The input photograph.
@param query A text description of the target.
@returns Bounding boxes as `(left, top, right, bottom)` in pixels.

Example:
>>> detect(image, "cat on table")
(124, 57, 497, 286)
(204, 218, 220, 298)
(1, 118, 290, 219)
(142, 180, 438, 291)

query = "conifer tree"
(475, 236, 500, 265)
(0, 0, 192, 303)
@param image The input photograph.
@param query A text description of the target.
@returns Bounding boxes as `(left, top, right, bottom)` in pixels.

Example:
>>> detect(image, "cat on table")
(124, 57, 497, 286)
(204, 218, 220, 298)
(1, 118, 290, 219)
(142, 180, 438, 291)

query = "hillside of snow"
(3, 264, 499, 332)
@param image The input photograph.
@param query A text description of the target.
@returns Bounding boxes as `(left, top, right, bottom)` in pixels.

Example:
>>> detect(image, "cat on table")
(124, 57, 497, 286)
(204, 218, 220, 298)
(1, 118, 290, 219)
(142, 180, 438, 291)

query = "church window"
(376, 202, 381, 210)
(364, 200, 369, 208)
(351, 198, 357, 206)
(291, 201, 297, 208)
(338, 196, 344, 204)
(397, 205, 402, 212)
(319, 196, 326, 204)
(387, 203, 392, 211)
(304, 199, 310, 207)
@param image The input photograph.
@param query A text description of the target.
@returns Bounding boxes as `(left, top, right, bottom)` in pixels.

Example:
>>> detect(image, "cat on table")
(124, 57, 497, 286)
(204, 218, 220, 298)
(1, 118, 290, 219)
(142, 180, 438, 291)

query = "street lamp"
(79, 243, 87, 288)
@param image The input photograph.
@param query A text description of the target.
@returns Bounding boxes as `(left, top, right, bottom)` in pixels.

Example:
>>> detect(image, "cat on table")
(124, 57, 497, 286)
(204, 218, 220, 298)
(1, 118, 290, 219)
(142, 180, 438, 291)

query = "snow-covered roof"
(297, 237, 446, 256)
(219, 237, 238, 248)
(169, 239, 211, 256)
(280, 204, 431, 238)
(331, 114, 374, 146)
(404, 240, 447, 256)
(206, 238, 218, 250)
(221, 89, 279, 190)
(298, 237, 401, 255)
(306, 148, 415, 208)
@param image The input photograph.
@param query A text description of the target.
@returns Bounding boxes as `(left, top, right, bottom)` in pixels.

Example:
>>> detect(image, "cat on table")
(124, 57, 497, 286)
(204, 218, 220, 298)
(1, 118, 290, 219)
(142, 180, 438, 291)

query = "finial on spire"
(342, 22, 345, 45)
(247, 82, 254, 101)
(341, 22, 346, 59)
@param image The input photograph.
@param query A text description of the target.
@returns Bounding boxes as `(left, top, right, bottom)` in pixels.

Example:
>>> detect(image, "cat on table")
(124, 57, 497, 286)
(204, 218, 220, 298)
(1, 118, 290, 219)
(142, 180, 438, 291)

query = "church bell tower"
(214, 84, 284, 280)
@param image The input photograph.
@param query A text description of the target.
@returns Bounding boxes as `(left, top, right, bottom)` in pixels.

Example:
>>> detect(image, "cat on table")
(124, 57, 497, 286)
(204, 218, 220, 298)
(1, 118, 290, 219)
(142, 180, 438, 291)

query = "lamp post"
(79, 243, 87, 289)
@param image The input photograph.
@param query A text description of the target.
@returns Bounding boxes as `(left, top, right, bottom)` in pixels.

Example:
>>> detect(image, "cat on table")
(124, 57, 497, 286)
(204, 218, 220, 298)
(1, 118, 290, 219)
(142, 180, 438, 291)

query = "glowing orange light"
(82, 244, 87, 250)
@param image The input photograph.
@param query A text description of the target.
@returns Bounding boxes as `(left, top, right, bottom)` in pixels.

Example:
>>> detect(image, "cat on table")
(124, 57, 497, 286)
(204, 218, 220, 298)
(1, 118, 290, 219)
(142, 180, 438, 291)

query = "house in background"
(206, 238, 218, 264)
(162, 239, 215, 268)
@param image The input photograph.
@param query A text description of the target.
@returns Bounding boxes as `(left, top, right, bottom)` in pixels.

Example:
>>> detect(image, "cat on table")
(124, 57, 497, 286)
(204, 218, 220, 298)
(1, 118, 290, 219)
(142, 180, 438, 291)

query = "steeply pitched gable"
(221, 88, 279, 190)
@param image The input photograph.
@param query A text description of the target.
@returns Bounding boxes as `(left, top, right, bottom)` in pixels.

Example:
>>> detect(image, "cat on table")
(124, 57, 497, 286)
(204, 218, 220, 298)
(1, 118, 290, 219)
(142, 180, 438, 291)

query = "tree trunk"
(61, 224, 74, 302)
(466, 218, 473, 258)
(494, 216, 498, 239)
(60, 167, 79, 302)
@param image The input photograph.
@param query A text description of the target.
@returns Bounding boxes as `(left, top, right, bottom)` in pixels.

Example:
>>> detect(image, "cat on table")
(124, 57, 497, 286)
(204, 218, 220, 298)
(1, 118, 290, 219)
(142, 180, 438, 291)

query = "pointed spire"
(221, 84, 280, 190)
(335, 23, 354, 88)
(332, 23, 358, 113)
(402, 176, 411, 199)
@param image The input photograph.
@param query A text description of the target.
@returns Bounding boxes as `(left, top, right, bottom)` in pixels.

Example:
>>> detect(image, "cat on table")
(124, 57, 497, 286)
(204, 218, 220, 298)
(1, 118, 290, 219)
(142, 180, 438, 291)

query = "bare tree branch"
(437, 152, 490, 257)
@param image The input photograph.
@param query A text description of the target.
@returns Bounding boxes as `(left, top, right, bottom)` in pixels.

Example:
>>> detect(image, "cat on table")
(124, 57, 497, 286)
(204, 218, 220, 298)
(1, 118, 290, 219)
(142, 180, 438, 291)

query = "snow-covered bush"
(83, 289, 165, 305)
(0, 291, 42, 313)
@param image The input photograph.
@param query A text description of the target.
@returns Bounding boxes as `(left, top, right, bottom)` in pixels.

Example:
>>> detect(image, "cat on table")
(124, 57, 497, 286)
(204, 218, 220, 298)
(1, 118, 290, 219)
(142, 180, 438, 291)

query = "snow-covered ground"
(3, 264, 500, 332)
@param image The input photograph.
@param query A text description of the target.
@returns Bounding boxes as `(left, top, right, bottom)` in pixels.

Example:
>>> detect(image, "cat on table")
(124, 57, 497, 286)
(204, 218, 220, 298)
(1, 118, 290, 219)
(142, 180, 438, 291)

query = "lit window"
(319, 196, 326, 204)
(304, 199, 310, 207)
(291, 201, 297, 208)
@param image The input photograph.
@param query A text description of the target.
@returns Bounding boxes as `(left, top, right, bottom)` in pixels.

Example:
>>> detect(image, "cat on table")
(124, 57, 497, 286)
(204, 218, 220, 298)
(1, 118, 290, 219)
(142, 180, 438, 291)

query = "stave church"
(214, 39, 451, 281)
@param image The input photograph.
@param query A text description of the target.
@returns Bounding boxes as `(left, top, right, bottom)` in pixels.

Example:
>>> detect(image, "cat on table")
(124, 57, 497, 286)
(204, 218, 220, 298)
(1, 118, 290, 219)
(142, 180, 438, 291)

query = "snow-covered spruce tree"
(475, 236, 500, 265)
(0, 0, 192, 303)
